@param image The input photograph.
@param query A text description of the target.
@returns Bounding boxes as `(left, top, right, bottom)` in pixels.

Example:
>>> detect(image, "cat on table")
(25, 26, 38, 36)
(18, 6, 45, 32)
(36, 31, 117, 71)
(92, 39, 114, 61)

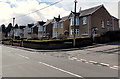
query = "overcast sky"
(0, 0, 119, 26)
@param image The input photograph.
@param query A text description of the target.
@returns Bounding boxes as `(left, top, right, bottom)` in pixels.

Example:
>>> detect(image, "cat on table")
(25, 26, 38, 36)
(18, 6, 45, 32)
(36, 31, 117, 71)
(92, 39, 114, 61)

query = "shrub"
(57, 34, 67, 40)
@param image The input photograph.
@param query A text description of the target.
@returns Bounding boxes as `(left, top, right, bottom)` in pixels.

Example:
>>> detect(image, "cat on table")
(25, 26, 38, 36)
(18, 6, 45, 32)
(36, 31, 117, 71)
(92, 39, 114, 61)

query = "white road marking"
(15, 54, 30, 59)
(89, 61, 98, 64)
(38, 62, 83, 78)
(110, 67, 118, 70)
(113, 66, 119, 68)
(100, 63, 110, 67)
(80, 59, 87, 62)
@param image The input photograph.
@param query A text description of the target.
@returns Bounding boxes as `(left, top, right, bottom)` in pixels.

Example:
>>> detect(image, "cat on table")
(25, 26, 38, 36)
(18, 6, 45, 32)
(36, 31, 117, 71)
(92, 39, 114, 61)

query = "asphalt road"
(1, 45, 119, 78)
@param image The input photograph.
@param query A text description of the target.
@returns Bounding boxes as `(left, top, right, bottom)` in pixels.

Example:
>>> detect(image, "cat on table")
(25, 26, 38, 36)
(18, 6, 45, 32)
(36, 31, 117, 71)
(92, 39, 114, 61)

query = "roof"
(19, 26, 26, 29)
(79, 5, 103, 17)
(38, 21, 46, 25)
(54, 17, 61, 22)
(60, 16, 69, 22)
(44, 19, 53, 26)
(28, 24, 34, 28)
(111, 16, 119, 20)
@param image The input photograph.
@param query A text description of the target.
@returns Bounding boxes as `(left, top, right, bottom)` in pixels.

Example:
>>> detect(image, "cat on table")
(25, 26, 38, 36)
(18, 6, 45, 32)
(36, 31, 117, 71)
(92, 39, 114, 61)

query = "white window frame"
(101, 21, 105, 28)
(70, 16, 80, 26)
(70, 29, 80, 35)
(107, 20, 110, 26)
(82, 17, 87, 25)
(38, 25, 43, 31)
(53, 22, 58, 28)
(76, 29, 80, 35)
(53, 31, 58, 37)
(60, 23, 63, 28)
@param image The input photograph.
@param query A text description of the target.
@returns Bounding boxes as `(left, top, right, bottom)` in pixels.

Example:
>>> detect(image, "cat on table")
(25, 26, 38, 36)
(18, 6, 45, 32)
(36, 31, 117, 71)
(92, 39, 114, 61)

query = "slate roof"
(44, 19, 53, 26)
(79, 5, 103, 17)
(60, 16, 69, 22)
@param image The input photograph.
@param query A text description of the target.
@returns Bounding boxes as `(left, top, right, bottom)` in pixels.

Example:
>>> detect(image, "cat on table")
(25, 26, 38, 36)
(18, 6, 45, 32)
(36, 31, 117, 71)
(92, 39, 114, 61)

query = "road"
(1, 44, 119, 78)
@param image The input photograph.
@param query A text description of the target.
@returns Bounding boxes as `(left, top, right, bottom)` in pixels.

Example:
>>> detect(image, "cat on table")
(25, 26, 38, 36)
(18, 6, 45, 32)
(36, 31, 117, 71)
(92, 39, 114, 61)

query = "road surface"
(1, 44, 119, 78)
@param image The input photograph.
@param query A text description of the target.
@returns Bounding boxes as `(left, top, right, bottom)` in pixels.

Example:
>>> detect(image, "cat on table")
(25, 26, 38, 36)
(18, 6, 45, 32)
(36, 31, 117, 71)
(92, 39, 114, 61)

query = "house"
(58, 16, 69, 37)
(24, 24, 34, 39)
(52, 15, 61, 38)
(43, 19, 53, 38)
(61, 5, 119, 38)
(19, 26, 26, 39)
(33, 21, 46, 38)
(13, 24, 19, 39)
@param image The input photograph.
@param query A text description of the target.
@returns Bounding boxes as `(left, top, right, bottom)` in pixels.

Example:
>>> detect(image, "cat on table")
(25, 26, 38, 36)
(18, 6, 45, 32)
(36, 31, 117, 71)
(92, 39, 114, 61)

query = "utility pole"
(11, 17, 15, 45)
(73, 0, 77, 47)
(13, 17, 15, 39)
(13, 17, 15, 27)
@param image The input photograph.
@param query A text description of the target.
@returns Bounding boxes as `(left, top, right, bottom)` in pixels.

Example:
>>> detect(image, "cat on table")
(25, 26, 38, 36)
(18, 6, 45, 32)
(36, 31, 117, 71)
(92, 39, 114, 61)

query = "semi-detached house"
(51, 5, 119, 38)
(12, 4, 119, 39)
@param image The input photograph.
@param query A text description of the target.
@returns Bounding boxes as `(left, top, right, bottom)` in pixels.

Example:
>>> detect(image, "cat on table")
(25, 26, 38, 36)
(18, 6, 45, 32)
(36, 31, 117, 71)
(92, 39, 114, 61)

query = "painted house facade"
(24, 24, 34, 39)
(33, 21, 46, 38)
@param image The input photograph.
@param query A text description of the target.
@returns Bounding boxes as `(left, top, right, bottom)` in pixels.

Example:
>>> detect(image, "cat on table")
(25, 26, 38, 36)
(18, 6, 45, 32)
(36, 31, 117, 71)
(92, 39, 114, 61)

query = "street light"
(73, 0, 77, 47)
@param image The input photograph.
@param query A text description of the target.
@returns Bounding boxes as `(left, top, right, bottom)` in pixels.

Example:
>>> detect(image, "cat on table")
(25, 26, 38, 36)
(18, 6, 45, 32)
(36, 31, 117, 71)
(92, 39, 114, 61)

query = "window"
(82, 32, 88, 36)
(70, 29, 74, 35)
(101, 21, 105, 28)
(38, 33, 43, 37)
(82, 17, 87, 25)
(76, 17, 80, 26)
(60, 23, 63, 28)
(53, 22, 58, 28)
(107, 20, 110, 26)
(70, 17, 74, 26)
(53, 31, 58, 37)
(70, 16, 80, 26)
(38, 26, 43, 31)
(76, 29, 80, 35)
(70, 29, 80, 35)
(28, 28, 31, 32)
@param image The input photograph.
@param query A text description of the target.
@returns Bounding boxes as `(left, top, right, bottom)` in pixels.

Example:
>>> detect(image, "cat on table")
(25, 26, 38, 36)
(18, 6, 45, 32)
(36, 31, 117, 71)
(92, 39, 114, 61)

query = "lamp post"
(73, 0, 77, 47)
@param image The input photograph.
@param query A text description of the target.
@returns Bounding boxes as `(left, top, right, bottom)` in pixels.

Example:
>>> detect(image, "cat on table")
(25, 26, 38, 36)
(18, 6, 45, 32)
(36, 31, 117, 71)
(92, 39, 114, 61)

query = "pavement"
(1, 43, 119, 78)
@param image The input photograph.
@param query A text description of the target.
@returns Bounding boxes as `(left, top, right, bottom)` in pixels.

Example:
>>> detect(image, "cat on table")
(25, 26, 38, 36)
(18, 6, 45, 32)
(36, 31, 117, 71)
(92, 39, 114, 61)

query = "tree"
(6, 23, 12, 33)
(14, 24, 18, 28)
(5, 23, 13, 37)
(1, 24, 6, 33)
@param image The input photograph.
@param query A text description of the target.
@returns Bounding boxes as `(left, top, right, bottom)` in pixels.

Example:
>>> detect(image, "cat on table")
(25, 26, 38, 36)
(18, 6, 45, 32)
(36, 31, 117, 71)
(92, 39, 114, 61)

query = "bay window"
(70, 16, 80, 26)
(70, 29, 80, 35)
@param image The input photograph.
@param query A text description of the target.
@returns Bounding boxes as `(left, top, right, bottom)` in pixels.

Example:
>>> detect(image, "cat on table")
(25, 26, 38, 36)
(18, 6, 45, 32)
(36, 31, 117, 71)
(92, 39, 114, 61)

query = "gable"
(92, 5, 111, 18)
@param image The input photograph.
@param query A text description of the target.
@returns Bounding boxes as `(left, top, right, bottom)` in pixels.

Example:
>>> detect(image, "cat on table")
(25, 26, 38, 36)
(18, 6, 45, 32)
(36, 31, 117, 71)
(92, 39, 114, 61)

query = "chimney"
(58, 15, 60, 19)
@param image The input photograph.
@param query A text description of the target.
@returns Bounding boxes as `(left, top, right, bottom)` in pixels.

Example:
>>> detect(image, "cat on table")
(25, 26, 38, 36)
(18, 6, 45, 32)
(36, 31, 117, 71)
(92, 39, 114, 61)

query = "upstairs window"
(70, 16, 80, 26)
(107, 20, 110, 26)
(60, 23, 63, 28)
(53, 22, 58, 28)
(82, 17, 87, 25)
(38, 25, 43, 31)
(101, 21, 105, 28)
(28, 28, 32, 33)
